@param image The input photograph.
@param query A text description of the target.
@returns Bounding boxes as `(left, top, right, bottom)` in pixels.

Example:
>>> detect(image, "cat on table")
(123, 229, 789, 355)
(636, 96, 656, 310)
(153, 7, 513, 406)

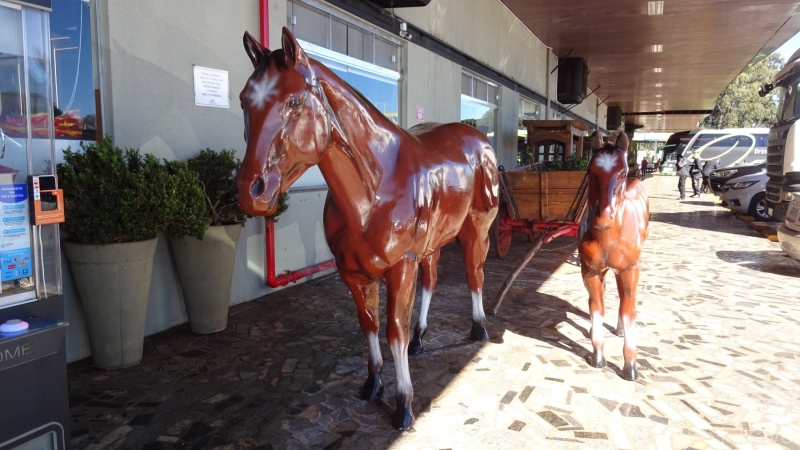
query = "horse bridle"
(305, 67, 347, 147)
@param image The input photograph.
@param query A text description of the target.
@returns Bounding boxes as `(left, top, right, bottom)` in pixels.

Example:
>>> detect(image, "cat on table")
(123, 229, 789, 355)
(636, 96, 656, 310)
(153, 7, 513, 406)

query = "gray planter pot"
(169, 224, 242, 334)
(64, 237, 158, 370)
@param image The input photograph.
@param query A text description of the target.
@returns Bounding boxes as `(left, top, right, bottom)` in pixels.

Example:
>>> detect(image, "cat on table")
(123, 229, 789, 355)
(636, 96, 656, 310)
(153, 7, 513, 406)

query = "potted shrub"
(166, 149, 287, 334)
(58, 136, 202, 369)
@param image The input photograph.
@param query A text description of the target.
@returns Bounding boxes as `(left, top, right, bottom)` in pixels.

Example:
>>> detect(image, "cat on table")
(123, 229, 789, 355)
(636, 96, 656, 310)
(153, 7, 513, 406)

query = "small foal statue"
(579, 131, 649, 380)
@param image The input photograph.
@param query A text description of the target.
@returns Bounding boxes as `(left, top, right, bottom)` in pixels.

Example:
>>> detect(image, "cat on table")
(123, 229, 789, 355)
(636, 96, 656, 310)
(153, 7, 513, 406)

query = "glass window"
(488, 85, 498, 104)
(535, 140, 565, 162)
(374, 37, 397, 71)
(292, 2, 329, 48)
(50, 0, 97, 142)
(517, 97, 542, 165)
(331, 18, 347, 55)
(461, 98, 496, 148)
(461, 73, 472, 96)
(290, 1, 400, 70)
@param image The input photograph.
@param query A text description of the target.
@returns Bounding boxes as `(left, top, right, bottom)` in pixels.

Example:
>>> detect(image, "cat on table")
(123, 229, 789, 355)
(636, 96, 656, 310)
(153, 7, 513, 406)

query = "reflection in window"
(518, 97, 542, 165)
(51, 0, 96, 140)
(312, 54, 399, 124)
(461, 98, 496, 148)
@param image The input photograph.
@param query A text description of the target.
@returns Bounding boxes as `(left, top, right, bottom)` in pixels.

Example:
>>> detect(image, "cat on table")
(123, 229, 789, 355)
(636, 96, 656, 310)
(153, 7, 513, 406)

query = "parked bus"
(660, 128, 769, 173)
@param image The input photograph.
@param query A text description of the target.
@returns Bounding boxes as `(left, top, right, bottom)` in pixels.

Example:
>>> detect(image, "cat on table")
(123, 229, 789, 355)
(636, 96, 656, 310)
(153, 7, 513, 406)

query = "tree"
(701, 54, 784, 129)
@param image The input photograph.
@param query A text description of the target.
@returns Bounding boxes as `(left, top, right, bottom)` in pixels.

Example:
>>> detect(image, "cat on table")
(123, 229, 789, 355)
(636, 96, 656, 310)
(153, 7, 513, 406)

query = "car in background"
(719, 171, 771, 220)
(708, 162, 766, 195)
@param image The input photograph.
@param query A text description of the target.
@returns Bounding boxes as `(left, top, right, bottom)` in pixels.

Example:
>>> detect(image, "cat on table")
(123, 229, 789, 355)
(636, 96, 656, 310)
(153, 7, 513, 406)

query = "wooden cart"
(491, 166, 589, 259)
(491, 120, 591, 259)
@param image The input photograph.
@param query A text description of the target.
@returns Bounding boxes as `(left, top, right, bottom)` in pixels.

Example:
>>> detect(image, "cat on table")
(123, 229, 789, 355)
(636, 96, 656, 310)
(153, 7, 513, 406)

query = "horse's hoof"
(408, 338, 424, 356)
(589, 352, 606, 369)
(392, 405, 414, 430)
(615, 327, 625, 337)
(622, 363, 638, 381)
(360, 376, 384, 401)
(470, 322, 489, 342)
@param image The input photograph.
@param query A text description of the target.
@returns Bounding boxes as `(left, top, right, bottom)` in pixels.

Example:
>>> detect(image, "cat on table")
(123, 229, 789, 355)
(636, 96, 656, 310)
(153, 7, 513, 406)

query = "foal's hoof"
(589, 351, 606, 369)
(408, 338, 424, 356)
(360, 376, 384, 401)
(470, 322, 489, 342)
(621, 363, 639, 381)
(392, 405, 414, 430)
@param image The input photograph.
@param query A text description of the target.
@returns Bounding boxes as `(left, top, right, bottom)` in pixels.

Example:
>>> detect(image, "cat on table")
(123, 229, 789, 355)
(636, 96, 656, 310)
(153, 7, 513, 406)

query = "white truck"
(759, 48, 800, 221)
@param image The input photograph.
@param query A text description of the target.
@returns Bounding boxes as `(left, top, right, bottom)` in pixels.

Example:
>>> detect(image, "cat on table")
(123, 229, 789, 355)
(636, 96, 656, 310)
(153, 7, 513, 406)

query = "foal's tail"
(473, 145, 500, 213)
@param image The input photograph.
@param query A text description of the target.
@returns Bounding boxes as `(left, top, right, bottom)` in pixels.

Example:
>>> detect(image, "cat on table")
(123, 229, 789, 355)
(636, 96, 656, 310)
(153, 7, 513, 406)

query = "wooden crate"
(500, 170, 588, 222)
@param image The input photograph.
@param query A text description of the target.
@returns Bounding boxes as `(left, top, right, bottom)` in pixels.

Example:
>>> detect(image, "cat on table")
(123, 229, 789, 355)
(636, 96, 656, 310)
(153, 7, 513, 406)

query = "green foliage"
(163, 160, 211, 240)
(57, 136, 200, 245)
(531, 152, 590, 172)
(701, 54, 784, 129)
(186, 149, 288, 225)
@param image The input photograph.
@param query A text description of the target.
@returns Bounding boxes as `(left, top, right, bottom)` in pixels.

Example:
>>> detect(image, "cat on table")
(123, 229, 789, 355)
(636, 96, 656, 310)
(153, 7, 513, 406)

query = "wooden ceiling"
(499, 0, 800, 132)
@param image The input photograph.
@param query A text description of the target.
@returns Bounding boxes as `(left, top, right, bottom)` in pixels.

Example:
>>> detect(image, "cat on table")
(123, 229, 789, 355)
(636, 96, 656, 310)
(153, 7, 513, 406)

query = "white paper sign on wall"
(193, 66, 230, 108)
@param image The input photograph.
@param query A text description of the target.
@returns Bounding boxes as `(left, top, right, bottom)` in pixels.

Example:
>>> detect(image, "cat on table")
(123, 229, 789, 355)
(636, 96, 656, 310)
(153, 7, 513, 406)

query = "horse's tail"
(473, 145, 500, 213)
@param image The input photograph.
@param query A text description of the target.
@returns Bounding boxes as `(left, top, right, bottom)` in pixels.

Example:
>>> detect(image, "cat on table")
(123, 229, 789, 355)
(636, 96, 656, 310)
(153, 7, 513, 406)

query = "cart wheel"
(492, 210, 513, 259)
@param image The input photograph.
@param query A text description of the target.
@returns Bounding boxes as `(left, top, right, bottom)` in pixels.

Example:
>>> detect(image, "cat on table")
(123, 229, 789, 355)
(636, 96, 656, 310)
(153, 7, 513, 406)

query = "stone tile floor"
(68, 175, 800, 449)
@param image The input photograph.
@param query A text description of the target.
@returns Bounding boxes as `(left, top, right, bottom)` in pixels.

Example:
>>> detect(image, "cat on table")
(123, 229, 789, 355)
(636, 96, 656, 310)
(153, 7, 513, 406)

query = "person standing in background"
(702, 157, 719, 194)
(689, 151, 703, 197)
(640, 157, 648, 181)
(677, 155, 690, 200)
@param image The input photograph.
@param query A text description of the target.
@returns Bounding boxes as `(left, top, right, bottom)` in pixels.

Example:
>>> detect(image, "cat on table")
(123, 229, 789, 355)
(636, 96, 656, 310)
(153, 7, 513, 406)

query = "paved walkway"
(68, 175, 800, 450)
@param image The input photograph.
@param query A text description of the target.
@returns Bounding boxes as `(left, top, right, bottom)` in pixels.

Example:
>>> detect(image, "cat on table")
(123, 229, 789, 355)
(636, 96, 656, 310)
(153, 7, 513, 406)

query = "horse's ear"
(243, 31, 270, 68)
(590, 131, 602, 150)
(616, 131, 629, 152)
(281, 27, 310, 69)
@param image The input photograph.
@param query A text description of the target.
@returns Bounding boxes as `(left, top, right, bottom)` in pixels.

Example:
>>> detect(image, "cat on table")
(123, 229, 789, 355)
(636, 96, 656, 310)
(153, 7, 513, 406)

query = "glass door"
(0, 1, 54, 307)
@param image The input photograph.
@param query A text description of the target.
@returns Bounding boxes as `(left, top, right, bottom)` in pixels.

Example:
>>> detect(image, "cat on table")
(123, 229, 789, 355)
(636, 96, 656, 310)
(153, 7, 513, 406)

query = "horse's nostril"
(251, 178, 266, 198)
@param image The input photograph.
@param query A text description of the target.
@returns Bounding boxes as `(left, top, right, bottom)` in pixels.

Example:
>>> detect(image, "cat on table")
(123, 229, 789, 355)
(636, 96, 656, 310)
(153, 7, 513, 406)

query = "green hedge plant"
(187, 149, 288, 227)
(529, 152, 590, 172)
(57, 136, 207, 245)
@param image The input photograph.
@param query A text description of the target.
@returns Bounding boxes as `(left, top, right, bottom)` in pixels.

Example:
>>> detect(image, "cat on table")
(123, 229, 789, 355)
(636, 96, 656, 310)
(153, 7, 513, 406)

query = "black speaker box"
(607, 106, 622, 130)
(557, 58, 588, 104)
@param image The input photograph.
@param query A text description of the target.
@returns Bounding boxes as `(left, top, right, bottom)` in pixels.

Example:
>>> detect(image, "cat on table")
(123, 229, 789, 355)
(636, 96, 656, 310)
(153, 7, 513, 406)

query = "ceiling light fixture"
(655, 83, 662, 87)
(653, 67, 662, 73)
(648, 1, 664, 15)
(656, 102, 662, 105)
(655, 94, 663, 98)
(651, 44, 663, 52)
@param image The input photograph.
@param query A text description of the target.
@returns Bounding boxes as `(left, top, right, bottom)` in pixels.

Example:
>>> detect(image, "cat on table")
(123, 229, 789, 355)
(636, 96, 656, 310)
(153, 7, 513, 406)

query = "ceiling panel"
(500, 0, 800, 132)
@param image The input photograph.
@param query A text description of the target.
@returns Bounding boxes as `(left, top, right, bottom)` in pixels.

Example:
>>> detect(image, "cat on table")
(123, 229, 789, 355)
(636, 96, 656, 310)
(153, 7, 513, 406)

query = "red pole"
(258, 0, 336, 287)
(264, 220, 336, 288)
(259, 0, 270, 47)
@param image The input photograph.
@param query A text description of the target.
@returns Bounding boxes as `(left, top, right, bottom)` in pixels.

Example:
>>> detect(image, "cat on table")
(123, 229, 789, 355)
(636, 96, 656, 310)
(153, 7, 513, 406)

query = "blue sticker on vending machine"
(0, 184, 31, 281)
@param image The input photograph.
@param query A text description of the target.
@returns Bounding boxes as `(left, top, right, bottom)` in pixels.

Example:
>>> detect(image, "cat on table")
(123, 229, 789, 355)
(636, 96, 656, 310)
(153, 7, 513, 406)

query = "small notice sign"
(193, 66, 230, 108)
(416, 106, 424, 121)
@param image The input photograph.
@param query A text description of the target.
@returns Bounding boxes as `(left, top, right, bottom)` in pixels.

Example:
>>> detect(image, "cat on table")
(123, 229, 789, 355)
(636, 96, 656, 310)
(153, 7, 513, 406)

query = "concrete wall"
(66, 0, 334, 362)
(401, 43, 461, 127)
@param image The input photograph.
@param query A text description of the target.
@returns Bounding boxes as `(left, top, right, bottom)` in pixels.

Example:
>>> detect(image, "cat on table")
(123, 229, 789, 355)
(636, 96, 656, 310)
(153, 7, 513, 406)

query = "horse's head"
(236, 27, 332, 216)
(587, 131, 629, 230)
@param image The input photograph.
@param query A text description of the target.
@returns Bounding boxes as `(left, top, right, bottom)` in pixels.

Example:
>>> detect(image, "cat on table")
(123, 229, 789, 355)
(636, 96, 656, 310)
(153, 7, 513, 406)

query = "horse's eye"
(289, 97, 300, 108)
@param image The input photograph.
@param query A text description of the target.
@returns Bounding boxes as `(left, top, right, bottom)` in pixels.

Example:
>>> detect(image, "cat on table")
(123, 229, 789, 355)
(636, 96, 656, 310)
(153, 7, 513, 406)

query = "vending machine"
(0, 0, 70, 448)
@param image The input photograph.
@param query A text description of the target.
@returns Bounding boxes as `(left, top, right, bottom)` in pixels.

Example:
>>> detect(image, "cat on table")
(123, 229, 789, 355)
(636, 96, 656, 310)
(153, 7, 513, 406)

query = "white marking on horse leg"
(622, 316, 636, 353)
(390, 340, 412, 397)
(367, 332, 382, 368)
(472, 290, 485, 323)
(591, 312, 604, 349)
(418, 288, 431, 331)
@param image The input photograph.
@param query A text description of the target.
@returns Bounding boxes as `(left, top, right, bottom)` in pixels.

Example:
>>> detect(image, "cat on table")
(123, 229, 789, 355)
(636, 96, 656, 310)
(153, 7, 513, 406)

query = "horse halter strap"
(306, 67, 347, 146)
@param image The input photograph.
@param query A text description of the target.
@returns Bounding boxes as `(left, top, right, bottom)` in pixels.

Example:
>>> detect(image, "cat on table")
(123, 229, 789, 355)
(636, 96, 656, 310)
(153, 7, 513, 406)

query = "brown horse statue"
(235, 28, 499, 429)
(579, 131, 649, 381)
